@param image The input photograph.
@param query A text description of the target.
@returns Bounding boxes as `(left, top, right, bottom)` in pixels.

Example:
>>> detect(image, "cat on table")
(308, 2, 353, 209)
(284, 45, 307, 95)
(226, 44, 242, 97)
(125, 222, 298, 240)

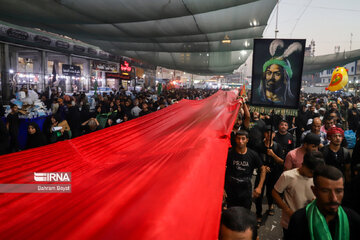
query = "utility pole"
(275, 0, 279, 38)
(350, 33, 353, 52)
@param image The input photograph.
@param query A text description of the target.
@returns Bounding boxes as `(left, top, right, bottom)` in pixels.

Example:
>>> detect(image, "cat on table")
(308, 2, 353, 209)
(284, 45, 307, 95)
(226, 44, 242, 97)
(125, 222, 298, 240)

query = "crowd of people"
(0, 88, 217, 155)
(2, 87, 360, 239)
(223, 92, 360, 239)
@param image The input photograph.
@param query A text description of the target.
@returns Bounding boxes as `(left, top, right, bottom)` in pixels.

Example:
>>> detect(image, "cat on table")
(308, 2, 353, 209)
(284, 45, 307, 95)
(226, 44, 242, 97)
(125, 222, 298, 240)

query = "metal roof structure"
(0, 0, 277, 74)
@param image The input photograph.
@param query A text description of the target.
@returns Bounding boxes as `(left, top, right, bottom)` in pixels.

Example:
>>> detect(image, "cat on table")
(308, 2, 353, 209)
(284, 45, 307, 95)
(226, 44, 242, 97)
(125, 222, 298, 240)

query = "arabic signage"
(92, 61, 118, 72)
(120, 60, 132, 73)
(62, 64, 81, 77)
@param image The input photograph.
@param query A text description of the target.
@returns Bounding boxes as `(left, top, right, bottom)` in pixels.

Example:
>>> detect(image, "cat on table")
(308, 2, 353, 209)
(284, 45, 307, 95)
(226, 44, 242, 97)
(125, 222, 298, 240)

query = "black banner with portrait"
(250, 39, 305, 112)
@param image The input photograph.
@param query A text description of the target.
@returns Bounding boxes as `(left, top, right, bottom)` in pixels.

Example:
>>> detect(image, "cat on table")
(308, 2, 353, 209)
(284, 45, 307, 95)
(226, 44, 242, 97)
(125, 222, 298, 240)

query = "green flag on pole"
(157, 83, 162, 95)
(94, 79, 98, 97)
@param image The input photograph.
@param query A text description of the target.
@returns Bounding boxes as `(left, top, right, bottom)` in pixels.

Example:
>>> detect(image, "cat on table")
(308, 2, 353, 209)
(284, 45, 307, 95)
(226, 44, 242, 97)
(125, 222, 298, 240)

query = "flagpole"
(275, 0, 279, 39)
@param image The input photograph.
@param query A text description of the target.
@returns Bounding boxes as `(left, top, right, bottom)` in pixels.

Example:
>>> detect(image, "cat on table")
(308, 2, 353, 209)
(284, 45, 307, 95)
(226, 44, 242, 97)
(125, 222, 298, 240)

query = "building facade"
(0, 21, 156, 102)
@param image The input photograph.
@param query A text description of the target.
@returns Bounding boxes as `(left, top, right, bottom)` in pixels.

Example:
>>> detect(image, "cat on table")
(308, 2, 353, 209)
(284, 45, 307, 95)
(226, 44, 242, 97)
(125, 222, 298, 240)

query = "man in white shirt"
(272, 151, 325, 238)
(130, 99, 142, 117)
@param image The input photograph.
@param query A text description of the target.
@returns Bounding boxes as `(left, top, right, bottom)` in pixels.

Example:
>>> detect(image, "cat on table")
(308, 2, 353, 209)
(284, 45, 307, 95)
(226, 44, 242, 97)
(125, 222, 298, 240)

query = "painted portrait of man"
(251, 39, 305, 109)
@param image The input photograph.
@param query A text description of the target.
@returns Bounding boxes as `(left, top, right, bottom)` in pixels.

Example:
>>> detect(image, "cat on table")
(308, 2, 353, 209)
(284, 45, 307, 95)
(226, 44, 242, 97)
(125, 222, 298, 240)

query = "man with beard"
(321, 127, 351, 184)
(255, 62, 295, 106)
(301, 117, 328, 148)
(274, 120, 294, 159)
(320, 116, 335, 135)
(286, 165, 360, 240)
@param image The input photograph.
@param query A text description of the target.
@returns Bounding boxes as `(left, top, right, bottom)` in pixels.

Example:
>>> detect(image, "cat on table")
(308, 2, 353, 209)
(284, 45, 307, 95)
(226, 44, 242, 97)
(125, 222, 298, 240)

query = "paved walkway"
(252, 203, 283, 240)
(251, 176, 283, 240)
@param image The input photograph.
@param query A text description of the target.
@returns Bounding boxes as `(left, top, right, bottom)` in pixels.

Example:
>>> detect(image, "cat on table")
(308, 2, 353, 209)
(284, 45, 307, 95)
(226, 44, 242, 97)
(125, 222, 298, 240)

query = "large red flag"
(0, 90, 239, 240)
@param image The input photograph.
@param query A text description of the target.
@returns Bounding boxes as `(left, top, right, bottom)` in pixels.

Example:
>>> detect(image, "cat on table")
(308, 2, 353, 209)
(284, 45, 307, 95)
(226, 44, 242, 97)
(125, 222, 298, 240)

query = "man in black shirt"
(225, 130, 266, 210)
(6, 104, 20, 152)
(254, 125, 284, 223)
(320, 127, 351, 183)
(274, 120, 294, 159)
(286, 165, 360, 240)
(248, 111, 265, 149)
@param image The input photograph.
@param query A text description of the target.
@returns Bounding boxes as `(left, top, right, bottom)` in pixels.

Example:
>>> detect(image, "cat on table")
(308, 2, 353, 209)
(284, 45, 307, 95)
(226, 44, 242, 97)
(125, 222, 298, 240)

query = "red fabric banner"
(0, 90, 239, 240)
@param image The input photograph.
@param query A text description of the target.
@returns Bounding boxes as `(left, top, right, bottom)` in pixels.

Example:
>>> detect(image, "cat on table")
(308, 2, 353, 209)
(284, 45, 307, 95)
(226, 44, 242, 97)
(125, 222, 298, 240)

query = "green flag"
(94, 79, 98, 97)
(157, 83, 162, 95)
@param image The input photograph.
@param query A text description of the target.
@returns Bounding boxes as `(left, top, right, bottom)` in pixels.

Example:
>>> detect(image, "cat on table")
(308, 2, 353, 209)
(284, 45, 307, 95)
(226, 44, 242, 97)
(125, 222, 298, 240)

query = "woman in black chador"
(26, 122, 47, 149)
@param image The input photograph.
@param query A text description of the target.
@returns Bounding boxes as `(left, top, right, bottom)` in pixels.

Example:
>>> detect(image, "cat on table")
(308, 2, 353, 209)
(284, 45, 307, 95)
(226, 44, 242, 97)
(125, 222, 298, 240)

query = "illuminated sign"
(62, 64, 81, 77)
(121, 61, 132, 72)
(105, 72, 131, 80)
(92, 61, 118, 72)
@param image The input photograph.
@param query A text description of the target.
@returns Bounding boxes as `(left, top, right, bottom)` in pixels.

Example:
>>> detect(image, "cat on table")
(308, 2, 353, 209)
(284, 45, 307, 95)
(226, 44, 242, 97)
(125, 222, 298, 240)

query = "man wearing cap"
(284, 133, 320, 170)
(320, 127, 351, 184)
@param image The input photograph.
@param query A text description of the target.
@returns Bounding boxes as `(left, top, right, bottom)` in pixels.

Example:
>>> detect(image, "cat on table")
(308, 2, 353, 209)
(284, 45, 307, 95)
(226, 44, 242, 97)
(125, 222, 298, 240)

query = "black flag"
(52, 63, 57, 84)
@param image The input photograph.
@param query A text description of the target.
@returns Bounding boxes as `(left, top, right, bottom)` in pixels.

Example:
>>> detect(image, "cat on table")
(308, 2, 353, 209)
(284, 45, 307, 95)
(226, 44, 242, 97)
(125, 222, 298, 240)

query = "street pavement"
(251, 201, 283, 240)
(251, 176, 283, 240)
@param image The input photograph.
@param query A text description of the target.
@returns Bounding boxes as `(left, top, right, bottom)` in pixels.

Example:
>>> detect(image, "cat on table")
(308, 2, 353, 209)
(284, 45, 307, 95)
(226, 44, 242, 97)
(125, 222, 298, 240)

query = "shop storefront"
(119, 60, 135, 90)
(0, 20, 156, 101)
(0, 21, 125, 101)
(91, 60, 119, 90)
(9, 45, 43, 94)
(131, 58, 156, 88)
